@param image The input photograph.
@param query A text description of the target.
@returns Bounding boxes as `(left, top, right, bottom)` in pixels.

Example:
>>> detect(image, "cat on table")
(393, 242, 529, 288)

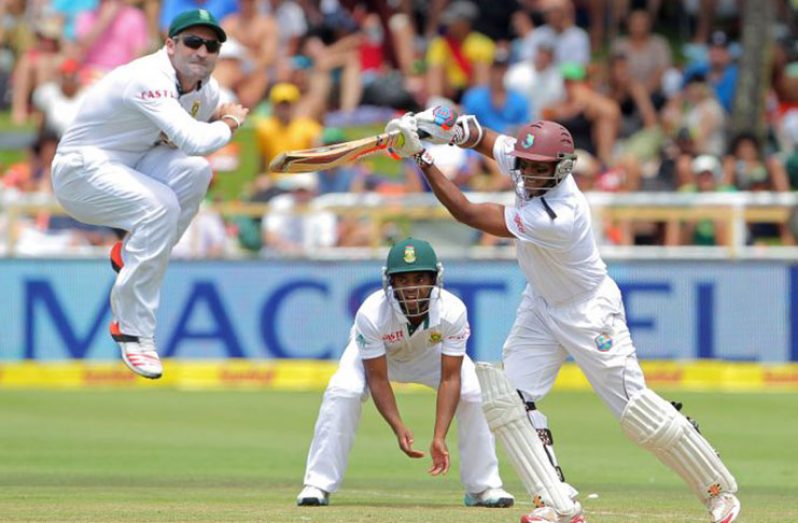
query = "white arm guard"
(621, 389, 737, 505)
(475, 363, 577, 515)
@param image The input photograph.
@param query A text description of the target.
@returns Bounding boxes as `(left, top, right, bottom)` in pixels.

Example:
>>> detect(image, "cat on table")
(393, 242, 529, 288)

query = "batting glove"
(415, 105, 460, 145)
(386, 113, 424, 158)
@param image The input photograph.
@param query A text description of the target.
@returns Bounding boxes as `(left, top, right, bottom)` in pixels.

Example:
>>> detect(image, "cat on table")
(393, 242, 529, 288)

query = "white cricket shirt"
(56, 48, 231, 164)
(353, 288, 470, 362)
(494, 135, 607, 305)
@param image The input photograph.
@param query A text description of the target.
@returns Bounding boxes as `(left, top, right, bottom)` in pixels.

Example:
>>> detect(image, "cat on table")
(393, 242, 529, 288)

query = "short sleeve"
(440, 306, 470, 357)
(354, 311, 385, 360)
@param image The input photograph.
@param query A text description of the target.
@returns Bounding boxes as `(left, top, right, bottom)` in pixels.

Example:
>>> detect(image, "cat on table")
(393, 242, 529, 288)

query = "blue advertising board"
(0, 259, 795, 362)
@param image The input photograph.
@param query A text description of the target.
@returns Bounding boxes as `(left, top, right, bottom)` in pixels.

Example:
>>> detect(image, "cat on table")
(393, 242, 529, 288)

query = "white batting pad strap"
(621, 389, 737, 504)
(475, 363, 576, 514)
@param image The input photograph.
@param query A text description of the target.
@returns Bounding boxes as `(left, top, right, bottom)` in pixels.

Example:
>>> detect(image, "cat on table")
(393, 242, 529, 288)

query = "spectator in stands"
(74, 0, 150, 79)
(662, 74, 726, 159)
(609, 8, 671, 97)
(260, 172, 338, 256)
(509, 8, 538, 63)
(220, 0, 279, 108)
(10, 17, 63, 125)
(543, 61, 620, 169)
(504, 36, 564, 121)
(723, 132, 793, 245)
(683, 30, 739, 113)
(604, 50, 664, 191)
(461, 48, 529, 135)
(425, 1, 494, 103)
(682, 0, 740, 49)
(527, 0, 590, 66)
(295, 1, 364, 113)
(32, 58, 86, 138)
(0, 0, 34, 86)
(672, 154, 734, 246)
(269, 0, 308, 58)
(255, 82, 323, 174)
(723, 132, 790, 192)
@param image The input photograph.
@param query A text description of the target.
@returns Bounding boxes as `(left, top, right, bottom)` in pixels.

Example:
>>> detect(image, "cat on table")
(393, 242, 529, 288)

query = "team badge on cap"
(403, 245, 416, 263)
(522, 133, 535, 148)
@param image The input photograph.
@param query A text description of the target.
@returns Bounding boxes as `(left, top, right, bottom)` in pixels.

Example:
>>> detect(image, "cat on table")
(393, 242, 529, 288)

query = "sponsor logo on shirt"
(594, 332, 613, 352)
(191, 100, 200, 118)
(355, 332, 366, 349)
(447, 327, 469, 341)
(513, 212, 525, 233)
(382, 330, 404, 343)
(139, 89, 177, 100)
(428, 331, 442, 345)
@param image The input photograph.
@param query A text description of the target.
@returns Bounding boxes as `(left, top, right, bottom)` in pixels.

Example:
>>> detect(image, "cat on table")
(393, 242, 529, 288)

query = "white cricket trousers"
(51, 146, 213, 338)
(503, 276, 648, 419)
(303, 342, 504, 494)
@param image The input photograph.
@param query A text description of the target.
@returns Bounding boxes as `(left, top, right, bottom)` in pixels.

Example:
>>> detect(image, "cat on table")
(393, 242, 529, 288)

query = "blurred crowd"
(1, 0, 798, 257)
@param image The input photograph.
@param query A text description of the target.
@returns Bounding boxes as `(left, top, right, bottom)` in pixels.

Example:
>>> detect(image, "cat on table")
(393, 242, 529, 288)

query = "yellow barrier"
(2, 360, 797, 391)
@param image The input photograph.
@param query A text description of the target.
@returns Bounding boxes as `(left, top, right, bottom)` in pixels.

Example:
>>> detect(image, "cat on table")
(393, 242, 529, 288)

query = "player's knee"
(181, 156, 213, 188)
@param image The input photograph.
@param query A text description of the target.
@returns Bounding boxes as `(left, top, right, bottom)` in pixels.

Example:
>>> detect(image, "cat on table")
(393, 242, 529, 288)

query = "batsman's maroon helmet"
(510, 120, 575, 162)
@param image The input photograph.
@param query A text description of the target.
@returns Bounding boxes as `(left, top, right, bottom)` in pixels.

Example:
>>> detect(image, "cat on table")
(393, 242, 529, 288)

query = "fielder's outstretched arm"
(417, 159, 513, 238)
(363, 355, 425, 459)
(429, 354, 463, 476)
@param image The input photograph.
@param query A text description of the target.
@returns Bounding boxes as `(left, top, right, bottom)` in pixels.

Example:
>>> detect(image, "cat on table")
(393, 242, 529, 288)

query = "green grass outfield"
(1, 389, 796, 522)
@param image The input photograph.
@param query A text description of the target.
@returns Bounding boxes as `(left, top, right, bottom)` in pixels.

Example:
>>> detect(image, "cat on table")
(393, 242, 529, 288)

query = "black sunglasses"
(179, 35, 221, 54)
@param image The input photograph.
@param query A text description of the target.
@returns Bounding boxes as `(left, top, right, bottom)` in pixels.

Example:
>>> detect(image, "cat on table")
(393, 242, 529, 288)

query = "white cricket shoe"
(296, 485, 329, 506)
(520, 501, 586, 523)
(111, 322, 163, 379)
(709, 493, 741, 523)
(464, 487, 515, 507)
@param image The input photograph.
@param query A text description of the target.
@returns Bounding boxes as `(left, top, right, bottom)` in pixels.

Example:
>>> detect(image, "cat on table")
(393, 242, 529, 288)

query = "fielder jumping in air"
(51, 9, 248, 379)
(297, 238, 514, 509)
(383, 110, 740, 523)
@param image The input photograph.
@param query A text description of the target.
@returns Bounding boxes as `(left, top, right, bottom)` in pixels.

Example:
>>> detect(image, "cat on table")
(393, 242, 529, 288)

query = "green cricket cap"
(168, 9, 227, 42)
(385, 238, 438, 275)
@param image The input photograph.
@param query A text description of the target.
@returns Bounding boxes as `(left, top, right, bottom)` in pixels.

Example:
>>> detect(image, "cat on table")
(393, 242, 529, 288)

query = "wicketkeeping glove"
(385, 113, 424, 158)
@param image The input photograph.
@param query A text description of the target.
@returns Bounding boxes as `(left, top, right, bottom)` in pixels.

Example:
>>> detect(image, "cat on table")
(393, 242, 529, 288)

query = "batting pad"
(621, 389, 738, 504)
(475, 363, 576, 514)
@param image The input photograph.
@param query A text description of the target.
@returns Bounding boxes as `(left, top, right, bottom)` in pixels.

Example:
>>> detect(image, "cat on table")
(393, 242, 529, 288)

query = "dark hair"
(728, 131, 760, 155)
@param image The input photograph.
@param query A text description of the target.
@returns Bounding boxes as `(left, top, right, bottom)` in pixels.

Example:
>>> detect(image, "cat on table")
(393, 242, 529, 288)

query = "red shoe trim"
(109, 321, 138, 343)
(110, 241, 124, 273)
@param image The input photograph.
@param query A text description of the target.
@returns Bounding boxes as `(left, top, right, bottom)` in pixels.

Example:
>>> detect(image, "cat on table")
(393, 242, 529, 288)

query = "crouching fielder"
(297, 238, 514, 509)
(383, 110, 740, 523)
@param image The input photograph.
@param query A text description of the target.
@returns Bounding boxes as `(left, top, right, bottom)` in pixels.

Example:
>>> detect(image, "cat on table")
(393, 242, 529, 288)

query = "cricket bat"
(268, 130, 411, 173)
